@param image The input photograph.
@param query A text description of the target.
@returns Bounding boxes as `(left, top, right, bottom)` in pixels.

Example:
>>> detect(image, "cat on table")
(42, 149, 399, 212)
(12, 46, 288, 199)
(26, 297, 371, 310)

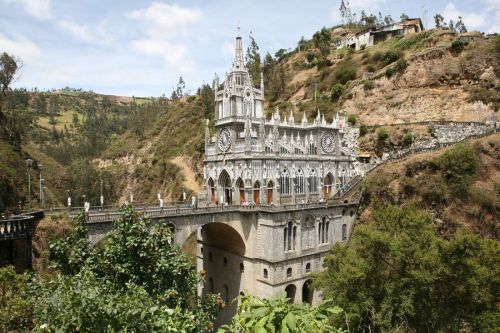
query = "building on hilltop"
(203, 28, 359, 207)
(338, 17, 425, 51)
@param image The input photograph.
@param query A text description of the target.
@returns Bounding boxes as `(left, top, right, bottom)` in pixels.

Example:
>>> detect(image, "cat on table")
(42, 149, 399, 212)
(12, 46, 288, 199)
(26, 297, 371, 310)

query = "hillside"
(266, 29, 498, 125)
(360, 134, 499, 239)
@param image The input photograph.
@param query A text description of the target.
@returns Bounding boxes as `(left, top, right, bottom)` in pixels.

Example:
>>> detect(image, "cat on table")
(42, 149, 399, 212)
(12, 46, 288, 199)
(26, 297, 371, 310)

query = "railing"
(0, 215, 37, 240)
(82, 181, 364, 224)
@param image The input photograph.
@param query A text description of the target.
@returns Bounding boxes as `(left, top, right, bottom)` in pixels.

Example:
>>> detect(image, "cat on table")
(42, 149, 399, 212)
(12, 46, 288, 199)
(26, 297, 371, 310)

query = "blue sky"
(1, 0, 499, 96)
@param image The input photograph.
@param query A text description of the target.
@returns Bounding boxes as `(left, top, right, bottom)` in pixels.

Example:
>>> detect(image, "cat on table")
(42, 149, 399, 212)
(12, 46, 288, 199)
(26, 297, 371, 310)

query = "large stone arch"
(200, 222, 246, 326)
(302, 279, 314, 304)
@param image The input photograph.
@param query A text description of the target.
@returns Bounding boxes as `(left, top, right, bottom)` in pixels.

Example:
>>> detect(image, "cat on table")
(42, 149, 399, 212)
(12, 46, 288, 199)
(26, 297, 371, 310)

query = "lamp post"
(42, 186, 46, 209)
(25, 159, 33, 212)
(67, 189, 71, 208)
(38, 164, 43, 208)
(100, 178, 103, 210)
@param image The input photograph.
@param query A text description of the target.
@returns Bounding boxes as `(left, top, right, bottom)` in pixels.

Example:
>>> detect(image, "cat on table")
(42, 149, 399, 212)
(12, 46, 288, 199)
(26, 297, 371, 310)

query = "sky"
(1, 0, 499, 97)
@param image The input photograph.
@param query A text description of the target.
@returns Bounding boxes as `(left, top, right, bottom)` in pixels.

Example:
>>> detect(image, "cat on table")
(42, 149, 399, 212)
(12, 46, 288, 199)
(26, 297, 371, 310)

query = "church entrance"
(253, 181, 260, 205)
(266, 181, 274, 205)
(237, 178, 245, 205)
(323, 173, 333, 198)
(218, 170, 232, 205)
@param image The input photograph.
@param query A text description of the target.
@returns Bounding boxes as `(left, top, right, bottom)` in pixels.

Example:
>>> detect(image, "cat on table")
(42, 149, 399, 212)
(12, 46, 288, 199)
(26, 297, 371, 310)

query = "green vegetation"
(315, 204, 500, 333)
(0, 266, 34, 331)
(359, 124, 368, 136)
(402, 132, 414, 145)
(376, 127, 388, 141)
(468, 85, 499, 112)
(330, 83, 344, 102)
(362, 79, 374, 90)
(333, 62, 357, 85)
(347, 114, 356, 125)
(219, 293, 344, 333)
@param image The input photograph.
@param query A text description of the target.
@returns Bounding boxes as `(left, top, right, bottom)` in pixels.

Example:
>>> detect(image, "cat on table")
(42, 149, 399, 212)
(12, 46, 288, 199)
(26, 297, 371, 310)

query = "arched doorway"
(236, 178, 245, 205)
(218, 170, 232, 205)
(323, 173, 333, 198)
(285, 284, 297, 303)
(253, 181, 261, 205)
(208, 178, 216, 203)
(302, 279, 313, 304)
(267, 180, 274, 205)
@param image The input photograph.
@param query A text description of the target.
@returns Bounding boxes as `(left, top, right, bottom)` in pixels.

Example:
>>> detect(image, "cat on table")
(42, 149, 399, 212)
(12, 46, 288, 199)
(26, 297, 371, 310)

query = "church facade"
(198, 29, 360, 323)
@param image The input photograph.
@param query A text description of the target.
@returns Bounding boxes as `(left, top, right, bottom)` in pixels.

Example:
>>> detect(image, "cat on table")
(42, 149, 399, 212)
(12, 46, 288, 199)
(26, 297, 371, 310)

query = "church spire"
(233, 26, 245, 70)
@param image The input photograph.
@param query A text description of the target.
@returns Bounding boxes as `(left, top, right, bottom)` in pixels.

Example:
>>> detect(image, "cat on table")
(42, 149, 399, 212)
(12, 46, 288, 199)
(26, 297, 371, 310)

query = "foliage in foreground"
(219, 293, 344, 333)
(0, 266, 34, 331)
(36, 206, 218, 332)
(315, 205, 500, 333)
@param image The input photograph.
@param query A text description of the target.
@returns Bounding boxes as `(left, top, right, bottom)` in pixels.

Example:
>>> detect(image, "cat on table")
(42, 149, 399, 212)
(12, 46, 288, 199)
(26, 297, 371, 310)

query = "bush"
(395, 58, 407, 72)
(377, 128, 388, 142)
(347, 114, 356, 125)
(366, 64, 376, 72)
(428, 125, 435, 136)
(385, 67, 395, 78)
(330, 83, 344, 101)
(451, 39, 465, 52)
(0, 266, 34, 331)
(306, 52, 316, 62)
(370, 51, 383, 63)
(403, 132, 414, 145)
(468, 86, 499, 112)
(359, 124, 368, 136)
(363, 79, 375, 90)
(334, 64, 357, 85)
(381, 50, 403, 66)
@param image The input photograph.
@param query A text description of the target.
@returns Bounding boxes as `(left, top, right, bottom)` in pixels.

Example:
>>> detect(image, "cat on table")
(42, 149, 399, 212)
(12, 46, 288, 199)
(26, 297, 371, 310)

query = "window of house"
(305, 263, 311, 273)
(286, 267, 292, 278)
(342, 224, 347, 240)
(295, 169, 304, 194)
(263, 268, 268, 279)
(280, 169, 290, 195)
(309, 169, 318, 193)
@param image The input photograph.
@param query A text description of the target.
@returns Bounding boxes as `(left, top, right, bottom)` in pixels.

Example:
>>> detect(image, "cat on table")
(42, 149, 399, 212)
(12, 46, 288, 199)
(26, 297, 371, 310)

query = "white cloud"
(442, 2, 499, 33)
(1, 0, 53, 19)
(0, 33, 41, 63)
(127, 2, 202, 74)
(127, 2, 202, 29)
(57, 19, 114, 45)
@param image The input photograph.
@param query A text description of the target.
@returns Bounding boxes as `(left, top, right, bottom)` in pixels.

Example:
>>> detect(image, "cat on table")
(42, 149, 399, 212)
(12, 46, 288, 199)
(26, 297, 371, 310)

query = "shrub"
(306, 52, 316, 62)
(395, 58, 407, 72)
(363, 79, 375, 90)
(381, 50, 403, 66)
(377, 128, 388, 142)
(334, 64, 357, 85)
(330, 83, 344, 101)
(428, 125, 435, 136)
(370, 51, 383, 63)
(347, 114, 356, 125)
(468, 86, 499, 111)
(403, 132, 414, 145)
(451, 39, 465, 52)
(359, 124, 368, 136)
(366, 64, 376, 72)
(385, 67, 395, 78)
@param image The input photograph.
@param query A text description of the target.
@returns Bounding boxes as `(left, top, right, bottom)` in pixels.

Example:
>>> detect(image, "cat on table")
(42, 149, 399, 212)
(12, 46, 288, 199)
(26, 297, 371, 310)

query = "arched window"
(263, 268, 268, 279)
(295, 169, 304, 194)
(342, 224, 347, 240)
(350, 210, 354, 217)
(223, 284, 229, 303)
(284, 221, 296, 252)
(305, 263, 311, 273)
(324, 173, 334, 198)
(308, 169, 318, 193)
(280, 169, 291, 195)
(319, 217, 329, 244)
(208, 178, 216, 203)
(286, 267, 292, 278)
(308, 142, 317, 155)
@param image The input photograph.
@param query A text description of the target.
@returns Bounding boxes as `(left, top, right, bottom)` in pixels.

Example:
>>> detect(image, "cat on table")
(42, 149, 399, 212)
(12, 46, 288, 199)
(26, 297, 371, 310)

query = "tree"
(176, 76, 185, 97)
(0, 53, 19, 114)
(434, 14, 445, 28)
(37, 206, 218, 331)
(246, 33, 262, 87)
(219, 293, 344, 333)
(400, 13, 409, 21)
(315, 205, 500, 332)
(0, 266, 34, 331)
(455, 16, 467, 33)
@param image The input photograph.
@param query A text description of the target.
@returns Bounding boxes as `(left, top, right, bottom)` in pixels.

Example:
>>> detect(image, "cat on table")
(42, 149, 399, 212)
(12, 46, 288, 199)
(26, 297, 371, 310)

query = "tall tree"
(0, 53, 19, 115)
(434, 14, 444, 28)
(455, 16, 467, 33)
(245, 33, 262, 87)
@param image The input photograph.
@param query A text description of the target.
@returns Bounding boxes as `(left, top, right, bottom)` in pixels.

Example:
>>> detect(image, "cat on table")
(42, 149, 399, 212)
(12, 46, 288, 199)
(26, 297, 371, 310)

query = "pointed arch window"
(284, 221, 296, 252)
(295, 169, 304, 194)
(308, 169, 318, 194)
(280, 169, 291, 195)
(342, 224, 348, 241)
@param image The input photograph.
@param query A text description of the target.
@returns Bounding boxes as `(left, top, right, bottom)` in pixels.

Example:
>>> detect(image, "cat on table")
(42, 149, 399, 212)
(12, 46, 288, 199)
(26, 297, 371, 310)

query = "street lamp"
(67, 189, 71, 208)
(38, 164, 43, 208)
(100, 178, 104, 210)
(25, 159, 33, 212)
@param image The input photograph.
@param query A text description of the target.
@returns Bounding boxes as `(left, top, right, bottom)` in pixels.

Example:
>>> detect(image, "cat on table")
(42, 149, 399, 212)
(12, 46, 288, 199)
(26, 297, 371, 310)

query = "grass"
(37, 110, 83, 131)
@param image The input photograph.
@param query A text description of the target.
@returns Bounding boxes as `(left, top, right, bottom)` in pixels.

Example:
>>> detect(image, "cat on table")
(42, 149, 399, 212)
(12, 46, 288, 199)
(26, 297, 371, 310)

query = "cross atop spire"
(233, 26, 245, 70)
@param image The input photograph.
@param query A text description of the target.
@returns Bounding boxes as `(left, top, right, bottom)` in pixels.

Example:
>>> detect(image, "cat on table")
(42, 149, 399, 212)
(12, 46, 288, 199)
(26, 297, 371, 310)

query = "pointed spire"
(289, 110, 294, 124)
(302, 111, 307, 125)
(233, 26, 245, 70)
